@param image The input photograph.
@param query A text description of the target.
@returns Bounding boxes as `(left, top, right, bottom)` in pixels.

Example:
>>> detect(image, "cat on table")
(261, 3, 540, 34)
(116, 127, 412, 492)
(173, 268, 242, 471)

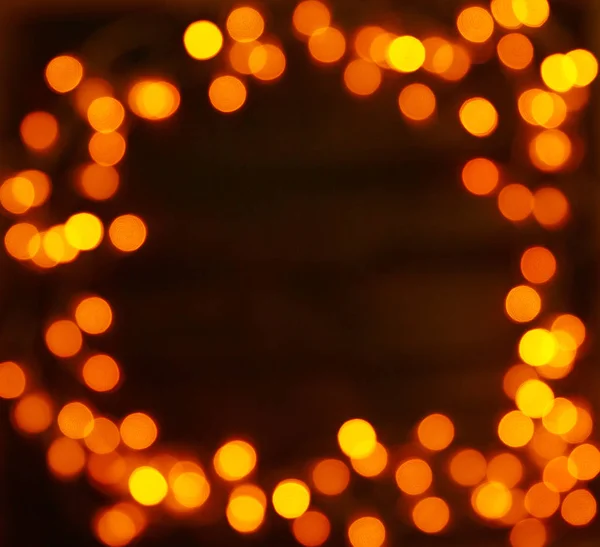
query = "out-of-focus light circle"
(0, 177, 35, 215)
(128, 80, 181, 120)
(343, 59, 381, 96)
(0, 361, 26, 399)
(412, 497, 450, 534)
(461, 158, 500, 196)
(308, 27, 346, 64)
(472, 481, 512, 519)
(120, 412, 157, 450)
(497, 33, 533, 69)
(214, 440, 257, 481)
(487, 453, 523, 488)
(542, 398, 577, 435)
(65, 212, 104, 251)
(395, 458, 432, 495)
(20, 112, 59, 152)
(525, 482, 560, 519)
(311, 458, 350, 495)
(498, 411, 534, 447)
(505, 285, 542, 323)
(184, 21, 223, 60)
(457, 6, 495, 43)
(227, 7, 265, 43)
(82, 354, 121, 392)
(568, 443, 600, 481)
(78, 163, 119, 201)
(449, 449, 487, 486)
(84, 417, 120, 455)
(87, 97, 125, 134)
(417, 413, 454, 451)
(561, 406, 593, 444)
(347, 516, 386, 547)
(521, 247, 556, 284)
(88, 132, 126, 166)
(530, 129, 572, 172)
(561, 489, 597, 526)
(129, 466, 168, 506)
(516, 379, 555, 418)
(249, 43, 286, 81)
(337, 418, 377, 459)
(510, 518, 547, 547)
(519, 330, 557, 367)
(109, 214, 147, 252)
(387, 36, 426, 72)
(12, 392, 53, 434)
(491, 0, 522, 29)
(513, 0, 550, 28)
(354, 26, 385, 61)
(292, 510, 331, 546)
(503, 364, 538, 400)
(16, 169, 51, 207)
(226, 484, 266, 533)
(209, 75, 247, 113)
(498, 184, 534, 221)
(169, 461, 211, 509)
(93, 504, 143, 547)
(58, 401, 94, 439)
(541, 54, 577, 92)
(47, 436, 86, 479)
(45, 55, 84, 93)
(567, 49, 598, 87)
(272, 479, 310, 519)
(293, 1, 331, 37)
(350, 442, 388, 477)
(75, 296, 113, 335)
(45, 319, 83, 358)
(459, 98, 498, 137)
(533, 187, 569, 229)
(74, 78, 113, 117)
(398, 83, 436, 123)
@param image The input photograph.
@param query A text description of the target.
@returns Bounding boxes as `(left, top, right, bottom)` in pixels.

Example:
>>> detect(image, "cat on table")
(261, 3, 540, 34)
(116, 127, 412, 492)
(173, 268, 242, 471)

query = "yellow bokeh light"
(398, 83, 436, 123)
(45, 55, 84, 93)
(293, 1, 331, 37)
(18, 169, 51, 207)
(226, 484, 266, 533)
(214, 439, 257, 481)
(292, 510, 331, 547)
(347, 516, 386, 547)
(457, 6, 495, 43)
(461, 157, 500, 196)
(472, 482, 512, 519)
(184, 21, 223, 60)
(459, 98, 498, 137)
(552, 314, 586, 348)
(530, 129, 572, 172)
(58, 401, 94, 439)
(272, 479, 310, 519)
(513, 0, 550, 28)
(337, 418, 377, 459)
(518, 330, 557, 367)
(109, 214, 147, 252)
(0, 361, 26, 399)
(520, 246, 556, 284)
(89, 131, 126, 166)
(87, 97, 125, 134)
(498, 410, 534, 448)
(311, 458, 350, 495)
(487, 453, 523, 488)
(531, 91, 567, 129)
(516, 379, 554, 418)
(169, 461, 211, 509)
(343, 59, 381, 97)
(449, 448, 487, 486)
(227, 7, 265, 43)
(209, 75, 247, 113)
(412, 497, 450, 534)
(542, 397, 577, 435)
(524, 482, 559, 518)
(567, 49, 598, 87)
(561, 489, 597, 526)
(75, 296, 113, 335)
(395, 458, 432, 495)
(129, 466, 168, 506)
(308, 27, 346, 64)
(387, 36, 426, 73)
(65, 212, 104, 251)
(541, 54, 577, 92)
(78, 163, 119, 201)
(350, 442, 388, 477)
(510, 518, 547, 547)
(568, 443, 600, 481)
(128, 80, 181, 120)
(417, 413, 454, 451)
(11, 392, 53, 434)
(20, 111, 59, 152)
(120, 412, 158, 450)
(45, 319, 83, 358)
(84, 417, 121, 455)
(543, 456, 576, 493)
(505, 285, 541, 323)
(497, 33, 534, 70)
(82, 354, 121, 392)
(47, 436, 86, 479)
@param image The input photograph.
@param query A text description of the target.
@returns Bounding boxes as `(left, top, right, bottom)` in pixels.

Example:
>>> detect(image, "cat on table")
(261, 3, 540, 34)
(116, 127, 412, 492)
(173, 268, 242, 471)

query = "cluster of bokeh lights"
(1, 0, 599, 546)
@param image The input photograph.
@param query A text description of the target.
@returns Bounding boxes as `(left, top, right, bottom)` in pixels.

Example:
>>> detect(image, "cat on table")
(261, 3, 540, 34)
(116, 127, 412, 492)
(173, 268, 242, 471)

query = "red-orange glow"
(293, 1, 331, 37)
(459, 98, 498, 136)
(354, 26, 385, 61)
(311, 458, 350, 495)
(532, 187, 569, 228)
(229, 42, 261, 75)
(78, 163, 119, 201)
(4, 222, 39, 261)
(524, 482, 560, 518)
(45, 319, 83, 358)
(45, 55, 83, 93)
(529, 427, 568, 462)
(308, 27, 346, 64)
(85, 417, 121, 454)
(109, 214, 147, 252)
(120, 412, 157, 450)
(74, 78, 113, 117)
(20, 112, 59, 152)
(89, 132, 126, 166)
(449, 449, 487, 486)
(369, 32, 395, 68)
(439, 44, 471, 81)
(0, 176, 35, 214)
(487, 453, 523, 488)
(47, 437, 86, 479)
(568, 443, 600, 481)
(226, 7, 265, 43)
(292, 510, 331, 546)
(18, 169, 51, 206)
(0, 361, 26, 399)
(510, 518, 547, 547)
(498, 184, 534, 222)
(520, 247, 556, 284)
(422, 37, 450, 74)
(561, 489, 597, 526)
(209, 75, 247, 113)
(347, 516, 386, 547)
(87, 452, 127, 486)
(351, 442, 388, 477)
(505, 285, 542, 323)
(128, 80, 180, 120)
(398, 83, 436, 123)
(214, 439, 257, 481)
(249, 43, 286, 81)
(12, 392, 53, 434)
(561, 406, 593, 444)
(500, 489, 528, 526)
(461, 158, 500, 196)
(503, 364, 538, 400)
(529, 130, 572, 172)
(343, 59, 381, 97)
(457, 6, 495, 43)
(542, 397, 576, 436)
(543, 456, 576, 493)
(94, 503, 146, 546)
(75, 296, 113, 335)
(58, 401, 94, 439)
(417, 413, 454, 451)
(552, 314, 586, 348)
(395, 458, 432, 495)
(498, 411, 534, 447)
(82, 354, 121, 392)
(87, 97, 125, 134)
(412, 497, 450, 534)
(491, 0, 522, 29)
(472, 481, 512, 519)
(497, 33, 533, 69)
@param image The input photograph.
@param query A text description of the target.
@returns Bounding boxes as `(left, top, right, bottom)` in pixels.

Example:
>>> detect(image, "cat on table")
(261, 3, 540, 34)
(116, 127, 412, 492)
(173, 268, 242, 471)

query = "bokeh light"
(347, 516, 386, 547)
(84, 417, 121, 455)
(505, 285, 542, 323)
(64, 212, 104, 251)
(449, 449, 487, 486)
(58, 401, 94, 439)
(18, 169, 51, 206)
(417, 413, 454, 451)
(503, 364, 538, 400)
(516, 379, 555, 419)
(350, 442, 387, 477)
(47, 436, 86, 479)
(109, 214, 147, 252)
(78, 164, 119, 201)
(567, 49, 598, 87)
(20, 112, 59, 152)
(487, 453, 523, 488)
(561, 405, 593, 444)
(45, 55, 83, 93)
(128, 80, 180, 120)
(0, 361, 26, 399)
(533, 187, 569, 229)
(226, 484, 266, 533)
(89, 132, 126, 166)
(129, 466, 168, 506)
(472, 481, 512, 519)
(387, 36, 426, 72)
(412, 497, 450, 534)
(311, 458, 350, 495)
(214, 439, 257, 481)
(543, 456, 576, 493)
(513, 0, 550, 28)
(184, 21, 223, 60)
(12, 392, 53, 434)
(491, 0, 522, 29)
(337, 418, 377, 459)
(209, 75, 247, 113)
(568, 443, 600, 481)
(457, 6, 494, 43)
(292, 510, 330, 546)
(120, 412, 158, 450)
(541, 54, 577, 92)
(459, 98, 498, 137)
(530, 129, 572, 172)
(75, 296, 113, 335)
(461, 158, 500, 196)
(94, 503, 145, 547)
(249, 43, 287, 81)
(524, 482, 560, 518)
(354, 26, 385, 61)
(398, 83, 436, 123)
(308, 27, 346, 64)
(395, 458, 432, 495)
(518, 330, 557, 367)
(520, 247, 556, 284)
(169, 461, 211, 509)
(497, 33, 533, 69)
(561, 489, 597, 526)
(74, 78, 113, 117)
(498, 184, 534, 222)
(227, 7, 265, 43)
(498, 410, 534, 447)
(509, 518, 547, 547)
(45, 319, 83, 358)
(542, 397, 577, 435)
(272, 479, 310, 519)
(1, 176, 35, 215)
(87, 97, 125, 134)
(293, 1, 331, 37)
(343, 59, 381, 96)
(82, 354, 121, 392)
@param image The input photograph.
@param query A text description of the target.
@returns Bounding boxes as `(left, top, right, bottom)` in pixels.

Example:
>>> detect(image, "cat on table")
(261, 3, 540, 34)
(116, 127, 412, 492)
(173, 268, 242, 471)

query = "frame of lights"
(1, 1, 599, 546)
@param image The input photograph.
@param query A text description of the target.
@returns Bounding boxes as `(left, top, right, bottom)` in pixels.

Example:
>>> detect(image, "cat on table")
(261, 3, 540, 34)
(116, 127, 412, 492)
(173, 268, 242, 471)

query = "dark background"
(0, 0, 599, 545)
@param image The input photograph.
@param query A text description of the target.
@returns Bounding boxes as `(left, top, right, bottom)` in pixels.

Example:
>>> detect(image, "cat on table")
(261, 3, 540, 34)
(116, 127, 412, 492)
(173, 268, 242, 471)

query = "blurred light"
(169, 461, 211, 509)
(412, 497, 450, 534)
(457, 6, 495, 43)
(64, 212, 103, 251)
(541, 54, 577, 92)
(89, 132, 126, 166)
(487, 453, 523, 488)
(505, 285, 541, 323)
(510, 518, 546, 547)
(209, 75, 247, 113)
(88, 97, 125, 133)
(516, 380, 554, 419)
(226, 484, 266, 533)
(503, 364, 538, 400)
(531, 91, 567, 128)
(561, 406, 593, 444)
(395, 458, 432, 495)
(292, 510, 330, 546)
(87, 452, 127, 486)
(128, 80, 180, 120)
(94, 503, 145, 546)
(47, 436, 86, 479)
(533, 187, 569, 229)
(520, 247, 556, 284)
(498, 184, 533, 221)
(497, 33, 533, 69)
(120, 412, 157, 450)
(129, 466, 168, 506)
(45, 55, 83, 93)
(107, 214, 146, 253)
(449, 449, 487, 486)
(308, 27, 346, 64)
(85, 417, 120, 454)
(461, 158, 500, 196)
(387, 36, 426, 73)
(354, 26, 385, 61)
(229, 42, 261, 75)
(513, 0, 550, 28)
(417, 413, 454, 451)
(214, 440, 257, 481)
(439, 44, 471, 81)
(42, 225, 78, 264)
(78, 164, 119, 200)
(272, 479, 310, 519)
(293, 1, 331, 37)
(311, 458, 350, 495)
(530, 427, 568, 461)
(498, 411, 534, 447)
(472, 481, 512, 519)
(18, 169, 51, 206)
(542, 398, 577, 435)
(518, 330, 556, 367)
(227, 7, 265, 43)
(500, 489, 528, 526)
(524, 482, 559, 518)
(0, 176, 34, 214)
(249, 43, 286, 81)
(75, 296, 113, 335)
(45, 319, 83, 358)
(0, 361, 26, 399)
(518, 88, 543, 125)
(491, 0, 522, 29)
(567, 49, 598, 87)
(337, 418, 377, 459)
(184, 21, 223, 60)
(398, 83, 436, 123)
(347, 516, 386, 547)
(563, 85, 590, 111)
(12, 392, 53, 434)
(530, 129, 572, 172)
(568, 443, 600, 481)
(543, 456, 576, 493)
(369, 32, 395, 68)
(350, 442, 387, 477)
(343, 59, 381, 96)
(459, 98, 498, 137)
(82, 354, 121, 392)
(58, 401, 94, 439)
(552, 314, 585, 348)
(422, 37, 451, 73)
(561, 489, 597, 526)
(20, 112, 59, 152)
(74, 78, 113, 117)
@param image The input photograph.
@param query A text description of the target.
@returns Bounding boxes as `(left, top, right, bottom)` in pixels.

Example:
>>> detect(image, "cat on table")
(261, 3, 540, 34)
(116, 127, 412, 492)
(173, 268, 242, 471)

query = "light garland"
(0, 0, 599, 546)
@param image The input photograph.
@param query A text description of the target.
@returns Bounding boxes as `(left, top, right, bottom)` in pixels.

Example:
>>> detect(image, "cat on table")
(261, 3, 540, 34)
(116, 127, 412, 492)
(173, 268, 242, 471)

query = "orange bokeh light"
(417, 413, 454, 451)
(308, 27, 346, 64)
(45, 319, 83, 358)
(12, 392, 53, 434)
(398, 83, 436, 123)
(520, 246, 556, 284)
(292, 510, 331, 546)
(120, 412, 158, 450)
(459, 98, 498, 137)
(311, 458, 350, 495)
(293, 1, 331, 37)
(128, 80, 180, 120)
(20, 112, 59, 152)
(497, 33, 533, 70)
(75, 296, 113, 335)
(457, 6, 495, 43)
(395, 458, 432, 495)
(461, 158, 500, 196)
(109, 214, 147, 252)
(498, 184, 533, 222)
(209, 75, 247, 113)
(82, 354, 121, 392)
(505, 285, 542, 323)
(343, 59, 381, 97)
(45, 55, 84, 93)
(47, 436, 86, 479)
(0, 361, 26, 399)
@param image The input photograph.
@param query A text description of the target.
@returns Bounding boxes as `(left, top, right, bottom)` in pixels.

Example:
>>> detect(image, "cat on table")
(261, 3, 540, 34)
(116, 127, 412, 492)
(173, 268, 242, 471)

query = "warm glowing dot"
(510, 518, 547, 547)
(520, 247, 556, 284)
(18, 169, 51, 206)
(457, 6, 495, 43)
(439, 44, 471, 81)
(89, 132, 126, 166)
(128, 80, 180, 120)
(568, 443, 600, 481)
(120, 412, 158, 450)
(542, 398, 577, 435)
(337, 418, 377, 459)
(249, 43, 287, 81)
(226, 484, 266, 533)
(503, 364, 538, 400)
(85, 417, 121, 454)
(567, 49, 598, 87)
(562, 406, 593, 444)
(20, 112, 59, 152)
(449, 449, 487, 486)
(395, 458, 432, 495)
(541, 54, 577, 93)
(351, 442, 388, 477)
(487, 453, 523, 488)
(184, 20, 223, 60)
(169, 461, 211, 509)
(0, 361, 26, 399)
(293, 1, 331, 37)
(354, 26, 385, 61)
(387, 36, 425, 73)
(473, 481, 512, 519)
(214, 440, 257, 481)
(491, 0, 522, 29)
(87, 452, 127, 486)
(12, 392, 53, 434)
(227, 7, 264, 43)
(229, 42, 261, 75)
(45, 55, 83, 93)
(498, 411, 534, 447)
(74, 78, 113, 117)
(78, 163, 119, 201)
(292, 510, 331, 546)
(513, 0, 550, 28)
(308, 27, 346, 64)
(533, 187, 569, 229)
(500, 490, 529, 526)
(505, 285, 541, 323)
(272, 479, 310, 519)
(530, 129, 572, 172)
(311, 458, 350, 495)
(58, 401, 94, 439)
(422, 37, 451, 73)
(518, 88, 544, 125)
(530, 427, 568, 461)
(525, 482, 559, 519)
(518, 331, 557, 368)
(109, 214, 147, 252)
(398, 83, 436, 123)
(87, 97, 125, 134)
(45, 319, 83, 358)
(530, 91, 567, 129)
(43, 226, 77, 264)
(74, 296, 113, 335)
(552, 314, 586, 348)
(460, 97, 497, 137)
(64, 212, 103, 251)
(343, 59, 381, 96)
(461, 158, 500, 196)
(516, 380, 554, 419)
(497, 33, 533, 69)
(412, 497, 450, 534)
(543, 456, 577, 493)
(209, 75, 247, 113)
(369, 32, 395, 68)
(47, 437, 86, 479)
(94, 504, 144, 547)
(82, 354, 121, 392)
(561, 489, 597, 526)
(347, 516, 386, 547)
(129, 466, 168, 506)
(0, 176, 34, 215)
(417, 413, 454, 451)
(498, 184, 533, 222)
